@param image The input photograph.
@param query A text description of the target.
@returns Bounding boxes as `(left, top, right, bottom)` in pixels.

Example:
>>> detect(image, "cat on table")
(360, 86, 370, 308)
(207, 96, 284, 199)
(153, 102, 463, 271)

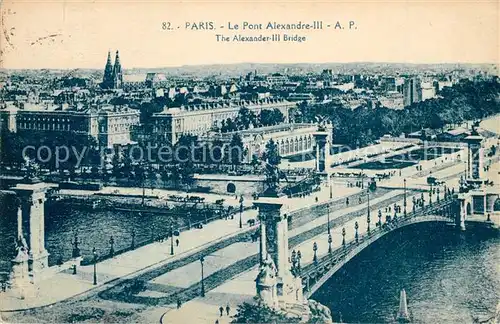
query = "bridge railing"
(298, 198, 456, 284)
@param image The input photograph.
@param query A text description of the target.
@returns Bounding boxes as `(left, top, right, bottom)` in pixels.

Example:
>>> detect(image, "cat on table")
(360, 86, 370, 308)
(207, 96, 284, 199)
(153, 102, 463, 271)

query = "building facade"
(203, 123, 330, 163)
(0, 103, 139, 148)
(152, 98, 295, 144)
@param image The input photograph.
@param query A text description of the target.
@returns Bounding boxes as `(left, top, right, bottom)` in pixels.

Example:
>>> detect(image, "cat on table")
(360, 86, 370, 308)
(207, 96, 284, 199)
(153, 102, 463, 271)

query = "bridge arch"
(226, 182, 236, 193)
(301, 214, 455, 298)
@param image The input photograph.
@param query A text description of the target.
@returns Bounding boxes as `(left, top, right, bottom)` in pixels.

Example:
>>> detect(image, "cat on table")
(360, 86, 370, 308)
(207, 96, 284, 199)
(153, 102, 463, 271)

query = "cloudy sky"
(1, 0, 498, 69)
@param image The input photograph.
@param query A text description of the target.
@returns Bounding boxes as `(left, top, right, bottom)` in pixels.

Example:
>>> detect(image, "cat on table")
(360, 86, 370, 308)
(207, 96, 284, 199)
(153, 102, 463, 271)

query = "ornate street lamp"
(170, 223, 174, 255)
(328, 233, 332, 254)
(92, 247, 98, 285)
(327, 205, 331, 235)
(313, 242, 318, 263)
(109, 236, 115, 257)
(200, 256, 205, 297)
(72, 232, 80, 258)
(378, 209, 382, 227)
(239, 195, 244, 229)
(354, 221, 359, 243)
(403, 179, 407, 216)
(367, 190, 371, 233)
(342, 228, 346, 247)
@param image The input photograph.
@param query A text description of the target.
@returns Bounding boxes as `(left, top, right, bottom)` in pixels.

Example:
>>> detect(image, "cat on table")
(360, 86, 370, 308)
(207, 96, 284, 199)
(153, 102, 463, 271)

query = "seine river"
(313, 222, 500, 323)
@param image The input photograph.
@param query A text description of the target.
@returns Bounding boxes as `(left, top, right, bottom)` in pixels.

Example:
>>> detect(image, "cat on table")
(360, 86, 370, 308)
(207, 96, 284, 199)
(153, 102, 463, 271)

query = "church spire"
(112, 50, 123, 89)
(106, 50, 112, 65)
(102, 50, 114, 89)
(114, 50, 121, 66)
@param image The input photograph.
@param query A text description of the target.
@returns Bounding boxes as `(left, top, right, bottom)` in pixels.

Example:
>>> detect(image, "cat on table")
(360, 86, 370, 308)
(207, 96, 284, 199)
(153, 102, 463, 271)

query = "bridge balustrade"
(297, 198, 457, 295)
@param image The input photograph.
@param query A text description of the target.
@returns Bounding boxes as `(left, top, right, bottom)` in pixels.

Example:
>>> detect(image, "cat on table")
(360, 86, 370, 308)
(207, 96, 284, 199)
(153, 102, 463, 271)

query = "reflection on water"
(0, 205, 176, 273)
(313, 223, 500, 323)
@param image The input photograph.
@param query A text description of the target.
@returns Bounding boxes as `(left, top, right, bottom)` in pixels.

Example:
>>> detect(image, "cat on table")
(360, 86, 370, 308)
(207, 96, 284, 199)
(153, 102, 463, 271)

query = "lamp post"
(297, 250, 302, 272)
(429, 185, 433, 206)
(109, 236, 115, 257)
(239, 195, 244, 229)
(313, 242, 318, 263)
(170, 223, 174, 255)
(200, 256, 205, 297)
(131, 229, 136, 249)
(327, 205, 331, 235)
(367, 190, 371, 233)
(328, 233, 332, 254)
(72, 232, 80, 258)
(92, 247, 98, 285)
(403, 179, 407, 216)
(354, 221, 359, 244)
(342, 228, 346, 247)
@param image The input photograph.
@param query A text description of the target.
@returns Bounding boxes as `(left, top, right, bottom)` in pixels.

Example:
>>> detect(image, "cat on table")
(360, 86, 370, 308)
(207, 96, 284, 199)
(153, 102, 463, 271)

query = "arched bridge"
(298, 198, 458, 298)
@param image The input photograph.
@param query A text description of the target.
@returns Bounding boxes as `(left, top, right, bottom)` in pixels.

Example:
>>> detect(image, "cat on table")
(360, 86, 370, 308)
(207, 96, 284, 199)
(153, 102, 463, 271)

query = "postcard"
(0, 1, 498, 323)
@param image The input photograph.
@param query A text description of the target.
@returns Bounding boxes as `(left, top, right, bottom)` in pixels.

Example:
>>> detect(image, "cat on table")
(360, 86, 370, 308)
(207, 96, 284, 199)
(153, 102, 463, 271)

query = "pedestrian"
(177, 297, 182, 309)
(176, 238, 179, 247)
(219, 306, 224, 316)
(215, 320, 219, 324)
(226, 304, 230, 316)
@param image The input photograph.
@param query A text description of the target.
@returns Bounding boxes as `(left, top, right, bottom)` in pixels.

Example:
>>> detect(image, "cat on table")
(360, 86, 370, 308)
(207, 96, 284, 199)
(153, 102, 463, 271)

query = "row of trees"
(298, 79, 500, 148)
(219, 107, 285, 133)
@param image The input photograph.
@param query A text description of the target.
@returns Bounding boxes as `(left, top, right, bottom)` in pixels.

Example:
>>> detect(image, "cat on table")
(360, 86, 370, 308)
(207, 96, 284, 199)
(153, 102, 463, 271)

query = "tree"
(236, 107, 257, 130)
(259, 108, 285, 126)
(262, 139, 281, 167)
(210, 139, 224, 164)
(227, 134, 245, 166)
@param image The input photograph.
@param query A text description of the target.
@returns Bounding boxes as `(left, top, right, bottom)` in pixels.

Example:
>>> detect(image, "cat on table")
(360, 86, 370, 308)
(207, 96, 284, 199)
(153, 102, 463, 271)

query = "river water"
(312, 222, 500, 323)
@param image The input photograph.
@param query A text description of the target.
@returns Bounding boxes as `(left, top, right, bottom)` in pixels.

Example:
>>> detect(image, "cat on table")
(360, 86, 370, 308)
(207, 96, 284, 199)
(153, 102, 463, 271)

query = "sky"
(0, 0, 498, 69)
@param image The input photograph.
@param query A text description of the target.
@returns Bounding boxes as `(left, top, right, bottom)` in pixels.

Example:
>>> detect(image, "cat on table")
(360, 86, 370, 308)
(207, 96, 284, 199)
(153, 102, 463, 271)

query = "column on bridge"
(463, 130, 489, 216)
(313, 131, 330, 175)
(254, 197, 304, 308)
(12, 183, 52, 284)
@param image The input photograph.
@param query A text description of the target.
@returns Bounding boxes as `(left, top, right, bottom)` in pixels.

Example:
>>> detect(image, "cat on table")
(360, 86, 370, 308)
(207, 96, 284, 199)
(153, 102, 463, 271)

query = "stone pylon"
(12, 183, 53, 284)
(254, 197, 303, 308)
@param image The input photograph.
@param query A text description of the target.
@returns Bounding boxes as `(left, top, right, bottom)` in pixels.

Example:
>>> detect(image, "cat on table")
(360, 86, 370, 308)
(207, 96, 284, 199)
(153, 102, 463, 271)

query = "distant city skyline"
(0, 1, 498, 69)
